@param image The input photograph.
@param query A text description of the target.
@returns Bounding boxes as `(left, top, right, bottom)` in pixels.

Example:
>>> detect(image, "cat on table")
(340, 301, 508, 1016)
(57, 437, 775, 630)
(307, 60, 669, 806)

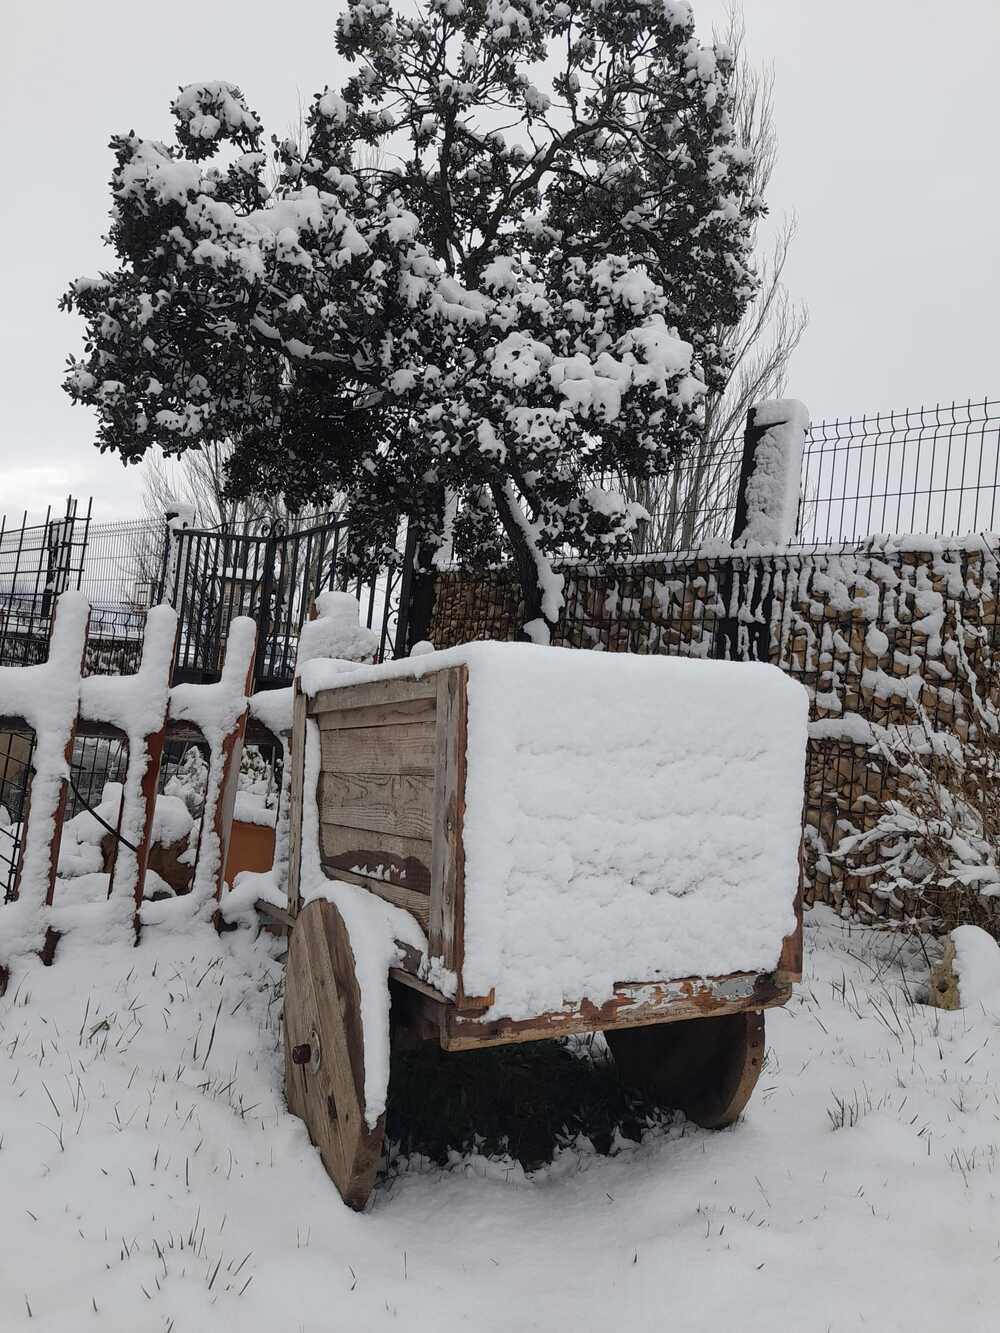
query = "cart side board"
(307, 668, 470, 985)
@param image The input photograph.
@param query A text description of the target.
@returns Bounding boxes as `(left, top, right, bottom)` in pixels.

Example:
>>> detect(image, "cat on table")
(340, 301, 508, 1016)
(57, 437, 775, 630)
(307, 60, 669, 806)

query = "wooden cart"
(280, 662, 803, 1209)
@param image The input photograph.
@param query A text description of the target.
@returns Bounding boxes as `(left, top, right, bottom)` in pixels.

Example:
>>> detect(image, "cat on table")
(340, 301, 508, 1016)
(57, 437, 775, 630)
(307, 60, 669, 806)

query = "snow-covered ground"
(2, 907, 999, 1332)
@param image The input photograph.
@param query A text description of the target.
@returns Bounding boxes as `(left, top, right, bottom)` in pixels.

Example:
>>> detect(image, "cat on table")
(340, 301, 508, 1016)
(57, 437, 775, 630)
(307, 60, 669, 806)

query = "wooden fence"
(0, 593, 282, 990)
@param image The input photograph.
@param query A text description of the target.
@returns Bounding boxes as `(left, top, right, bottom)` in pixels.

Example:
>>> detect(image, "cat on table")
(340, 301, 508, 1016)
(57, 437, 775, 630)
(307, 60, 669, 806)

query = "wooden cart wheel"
(284, 898, 385, 1210)
(604, 1010, 765, 1130)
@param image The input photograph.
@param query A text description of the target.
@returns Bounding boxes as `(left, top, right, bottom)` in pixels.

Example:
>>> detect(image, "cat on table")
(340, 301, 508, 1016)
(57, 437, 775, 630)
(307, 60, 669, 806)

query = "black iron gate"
(163, 513, 404, 691)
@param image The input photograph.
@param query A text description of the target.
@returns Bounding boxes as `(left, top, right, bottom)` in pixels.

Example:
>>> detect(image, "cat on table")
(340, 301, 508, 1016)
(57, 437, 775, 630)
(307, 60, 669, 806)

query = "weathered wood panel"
(776, 844, 805, 984)
(310, 676, 436, 716)
(319, 721, 435, 776)
(287, 686, 309, 918)
(307, 672, 443, 939)
(314, 695, 437, 732)
(284, 899, 385, 1209)
(319, 863, 431, 930)
(440, 971, 791, 1051)
(320, 770, 434, 840)
(319, 822, 432, 895)
(430, 666, 469, 991)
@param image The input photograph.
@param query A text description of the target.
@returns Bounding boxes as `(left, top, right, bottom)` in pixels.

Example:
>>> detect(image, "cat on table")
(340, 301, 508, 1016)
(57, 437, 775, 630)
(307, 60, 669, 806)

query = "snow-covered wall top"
(304, 642, 807, 1020)
(430, 537, 1000, 734)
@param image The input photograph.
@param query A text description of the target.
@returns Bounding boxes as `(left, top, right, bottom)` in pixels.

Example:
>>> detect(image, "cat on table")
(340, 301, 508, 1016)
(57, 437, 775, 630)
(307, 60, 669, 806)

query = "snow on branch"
(62, 3, 762, 630)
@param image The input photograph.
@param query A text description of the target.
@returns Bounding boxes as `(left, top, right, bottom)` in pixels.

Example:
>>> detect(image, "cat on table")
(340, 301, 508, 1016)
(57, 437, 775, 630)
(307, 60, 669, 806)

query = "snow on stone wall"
(429, 537, 1000, 926)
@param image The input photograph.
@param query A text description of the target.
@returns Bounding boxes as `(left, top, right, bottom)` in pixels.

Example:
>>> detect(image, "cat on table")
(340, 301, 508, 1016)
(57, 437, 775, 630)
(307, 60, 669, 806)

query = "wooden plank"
(430, 666, 469, 993)
(388, 967, 448, 1003)
(246, 716, 283, 749)
(130, 722, 170, 933)
(319, 822, 431, 894)
(313, 695, 436, 731)
(319, 771, 434, 840)
(70, 719, 129, 742)
(310, 676, 437, 717)
(776, 845, 805, 984)
(284, 899, 385, 1209)
(319, 721, 435, 776)
(255, 897, 294, 933)
(286, 684, 309, 919)
(108, 611, 179, 936)
(45, 599, 91, 915)
(318, 862, 431, 930)
(211, 633, 257, 906)
(165, 719, 209, 746)
(440, 971, 792, 1052)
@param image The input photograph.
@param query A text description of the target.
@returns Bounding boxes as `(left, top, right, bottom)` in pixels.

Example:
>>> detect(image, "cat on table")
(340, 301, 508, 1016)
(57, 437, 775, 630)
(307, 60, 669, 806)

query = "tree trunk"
(490, 482, 556, 643)
(394, 523, 439, 656)
(405, 555, 437, 650)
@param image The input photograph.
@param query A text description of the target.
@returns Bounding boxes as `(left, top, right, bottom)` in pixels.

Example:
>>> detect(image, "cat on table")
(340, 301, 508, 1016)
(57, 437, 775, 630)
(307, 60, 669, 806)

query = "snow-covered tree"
(628, 7, 808, 553)
(62, 0, 760, 640)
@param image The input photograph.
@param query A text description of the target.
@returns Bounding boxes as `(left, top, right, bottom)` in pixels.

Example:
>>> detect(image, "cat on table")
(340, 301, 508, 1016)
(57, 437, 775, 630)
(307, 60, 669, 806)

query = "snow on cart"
(279, 643, 808, 1208)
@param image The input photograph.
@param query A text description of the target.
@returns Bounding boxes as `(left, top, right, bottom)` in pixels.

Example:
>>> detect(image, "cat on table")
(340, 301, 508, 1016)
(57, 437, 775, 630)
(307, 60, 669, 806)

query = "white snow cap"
(950, 925, 1000, 1012)
(165, 501, 197, 530)
(738, 399, 810, 547)
(295, 591, 380, 671)
(304, 642, 808, 1021)
(409, 639, 435, 657)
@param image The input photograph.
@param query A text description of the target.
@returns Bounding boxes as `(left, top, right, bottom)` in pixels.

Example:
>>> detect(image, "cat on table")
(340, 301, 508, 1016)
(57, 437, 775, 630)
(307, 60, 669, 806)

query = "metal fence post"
(254, 520, 284, 691)
(157, 503, 194, 605)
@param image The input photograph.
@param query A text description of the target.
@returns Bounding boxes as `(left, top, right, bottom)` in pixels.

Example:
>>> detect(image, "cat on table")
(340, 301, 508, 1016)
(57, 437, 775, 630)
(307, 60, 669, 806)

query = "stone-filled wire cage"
(429, 540, 1000, 928)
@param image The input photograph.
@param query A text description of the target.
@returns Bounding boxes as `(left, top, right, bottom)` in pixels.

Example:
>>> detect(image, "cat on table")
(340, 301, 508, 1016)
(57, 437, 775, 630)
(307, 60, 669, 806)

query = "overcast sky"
(4, 0, 998, 522)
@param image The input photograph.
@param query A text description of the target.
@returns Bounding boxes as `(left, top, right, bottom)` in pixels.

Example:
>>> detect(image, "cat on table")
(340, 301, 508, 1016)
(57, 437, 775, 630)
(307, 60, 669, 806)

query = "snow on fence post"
(715, 401, 811, 662)
(731, 400, 811, 548)
(166, 616, 258, 919)
(0, 592, 90, 981)
(77, 604, 178, 938)
(157, 502, 196, 605)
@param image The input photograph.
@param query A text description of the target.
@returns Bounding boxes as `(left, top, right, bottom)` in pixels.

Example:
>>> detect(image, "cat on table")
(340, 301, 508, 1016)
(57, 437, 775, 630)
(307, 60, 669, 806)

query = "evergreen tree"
(62, 0, 759, 639)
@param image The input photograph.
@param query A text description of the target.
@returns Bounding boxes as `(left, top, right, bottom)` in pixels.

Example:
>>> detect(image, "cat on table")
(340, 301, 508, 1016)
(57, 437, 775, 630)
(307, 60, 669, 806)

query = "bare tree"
(631, 7, 809, 554)
(140, 443, 281, 530)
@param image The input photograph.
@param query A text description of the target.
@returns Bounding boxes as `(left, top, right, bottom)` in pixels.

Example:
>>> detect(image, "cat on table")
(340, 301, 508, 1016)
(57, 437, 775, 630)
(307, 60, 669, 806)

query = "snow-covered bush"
(58, 783, 196, 880)
(163, 745, 209, 817)
(833, 726, 1000, 933)
(62, 1, 761, 639)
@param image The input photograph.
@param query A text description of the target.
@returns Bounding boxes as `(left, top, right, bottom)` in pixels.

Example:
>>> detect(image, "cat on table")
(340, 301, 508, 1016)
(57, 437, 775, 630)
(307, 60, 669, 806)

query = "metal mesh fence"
(0, 499, 91, 669)
(635, 397, 1000, 550)
(798, 399, 1000, 543)
(0, 730, 33, 901)
(79, 518, 164, 610)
